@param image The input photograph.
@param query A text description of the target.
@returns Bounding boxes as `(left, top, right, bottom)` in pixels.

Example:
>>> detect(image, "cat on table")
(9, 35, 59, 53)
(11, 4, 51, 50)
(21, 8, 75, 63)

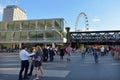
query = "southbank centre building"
(0, 18, 66, 51)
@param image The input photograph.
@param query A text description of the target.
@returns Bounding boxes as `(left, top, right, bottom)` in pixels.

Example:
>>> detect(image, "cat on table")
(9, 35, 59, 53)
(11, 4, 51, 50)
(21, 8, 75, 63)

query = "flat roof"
(0, 18, 65, 22)
(5, 5, 26, 13)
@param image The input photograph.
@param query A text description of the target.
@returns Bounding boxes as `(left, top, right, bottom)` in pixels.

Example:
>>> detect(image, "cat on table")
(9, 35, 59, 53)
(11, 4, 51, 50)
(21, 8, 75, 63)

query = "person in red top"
(66, 45, 72, 61)
(114, 45, 119, 59)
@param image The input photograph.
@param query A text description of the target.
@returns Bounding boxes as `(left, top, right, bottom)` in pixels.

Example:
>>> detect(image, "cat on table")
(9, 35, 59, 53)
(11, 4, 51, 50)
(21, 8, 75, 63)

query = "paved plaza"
(0, 53, 120, 80)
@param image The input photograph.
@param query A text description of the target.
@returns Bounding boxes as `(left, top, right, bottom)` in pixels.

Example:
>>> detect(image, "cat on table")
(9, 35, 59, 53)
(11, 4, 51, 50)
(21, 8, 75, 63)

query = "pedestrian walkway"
(0, 52, 120, 80)
(0, 52, 18, 56)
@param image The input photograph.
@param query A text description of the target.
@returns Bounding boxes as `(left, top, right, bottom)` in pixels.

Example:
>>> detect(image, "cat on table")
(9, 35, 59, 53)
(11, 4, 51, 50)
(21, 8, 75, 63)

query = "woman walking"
(33, 44, 44, 80)
(66, 45, 72, 61)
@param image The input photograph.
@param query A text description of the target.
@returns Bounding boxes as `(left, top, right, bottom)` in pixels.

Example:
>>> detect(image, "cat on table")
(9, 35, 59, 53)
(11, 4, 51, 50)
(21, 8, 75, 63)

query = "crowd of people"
(18, 44, 72, 80)
(78, 44, 120, 63)
(18, 43, 120, 80)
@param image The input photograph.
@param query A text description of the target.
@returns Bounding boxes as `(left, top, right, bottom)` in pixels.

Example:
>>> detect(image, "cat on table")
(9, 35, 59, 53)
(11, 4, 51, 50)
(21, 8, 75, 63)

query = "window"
(54, 30, 63, 39)
(29, 21, 36, 30)
(21, 21, 29, 30)
(54, 19, 61, 29)
(21, 31, 28, 40)
(0, 32, 6, 40)
(6, 32, 12, 40)
(14, 22, 20, 31)
(14, 32, 20, 40)
(0, 22, 6, 31)
(46, 20, 52, 29)
(45, 31, 54, 40)
(37, 20, 45, 30)
(37, 31, 43, 40)
(7, 22, 14, 31)
(29, 31, 37, 40)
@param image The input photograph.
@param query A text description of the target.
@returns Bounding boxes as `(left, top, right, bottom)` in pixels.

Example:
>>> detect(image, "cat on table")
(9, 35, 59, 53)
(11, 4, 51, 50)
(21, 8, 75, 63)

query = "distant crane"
(75, 12, 89, 32)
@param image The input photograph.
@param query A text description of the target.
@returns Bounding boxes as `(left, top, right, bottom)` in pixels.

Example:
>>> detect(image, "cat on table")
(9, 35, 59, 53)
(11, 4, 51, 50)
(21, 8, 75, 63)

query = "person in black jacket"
(28, 47, 35, 76)
(42, 47, 48, 62)
(49, 47, 55, 62)
(59, 47, 65, 60)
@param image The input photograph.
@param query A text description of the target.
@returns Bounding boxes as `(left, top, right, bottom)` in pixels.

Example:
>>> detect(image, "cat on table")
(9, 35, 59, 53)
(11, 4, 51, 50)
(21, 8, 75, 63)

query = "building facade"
(0, 18, 66, 52)
(2, 5, 27, 21)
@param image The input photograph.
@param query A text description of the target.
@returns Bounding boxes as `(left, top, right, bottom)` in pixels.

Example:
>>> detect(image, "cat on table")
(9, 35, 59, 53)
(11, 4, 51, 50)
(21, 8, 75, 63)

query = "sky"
(0, 0, 120, 31)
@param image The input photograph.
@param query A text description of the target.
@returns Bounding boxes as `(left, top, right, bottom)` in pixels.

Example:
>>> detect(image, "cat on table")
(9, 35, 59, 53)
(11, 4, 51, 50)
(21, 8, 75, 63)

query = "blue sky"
(0, 0, 120, 31)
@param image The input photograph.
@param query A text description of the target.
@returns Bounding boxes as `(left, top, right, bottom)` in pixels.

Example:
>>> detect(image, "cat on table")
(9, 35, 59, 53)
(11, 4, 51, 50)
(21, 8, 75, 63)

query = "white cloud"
(0, 4, 4, 15)
(92, 17, 101, 22)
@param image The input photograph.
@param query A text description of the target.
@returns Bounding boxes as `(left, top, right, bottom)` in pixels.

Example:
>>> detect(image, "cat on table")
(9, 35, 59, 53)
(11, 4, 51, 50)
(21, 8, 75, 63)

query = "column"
(52, 43, 55, 48)
(65, 27, 70, 44)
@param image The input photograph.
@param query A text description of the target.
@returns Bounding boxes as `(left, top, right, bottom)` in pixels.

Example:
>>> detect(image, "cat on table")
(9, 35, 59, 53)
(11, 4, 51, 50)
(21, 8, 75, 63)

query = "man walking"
(93, 44, 99, 63)
(19, 46, 35, 80)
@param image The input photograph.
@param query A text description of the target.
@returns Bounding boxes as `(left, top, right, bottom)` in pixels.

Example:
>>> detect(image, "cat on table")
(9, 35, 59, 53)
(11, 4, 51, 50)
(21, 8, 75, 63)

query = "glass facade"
(0, 18, 65, 50)
(0, 22, 6, 31)
(14, 32, 20, 40)
(0, 32, 6, 40)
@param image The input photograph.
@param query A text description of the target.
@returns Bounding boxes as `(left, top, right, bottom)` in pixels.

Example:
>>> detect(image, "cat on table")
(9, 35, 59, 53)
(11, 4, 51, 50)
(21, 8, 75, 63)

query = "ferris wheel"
(75, 12, 89, 31)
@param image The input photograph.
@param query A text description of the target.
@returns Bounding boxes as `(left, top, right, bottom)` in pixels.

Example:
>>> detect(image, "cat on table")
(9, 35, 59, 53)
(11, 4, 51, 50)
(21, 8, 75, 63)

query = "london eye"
(75, 12, 89, 31)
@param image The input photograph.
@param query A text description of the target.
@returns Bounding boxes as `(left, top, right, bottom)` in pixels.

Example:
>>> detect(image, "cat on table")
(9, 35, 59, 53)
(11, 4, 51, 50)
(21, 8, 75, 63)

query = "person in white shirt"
(19, 46, 35, 80)
(100, 46, 105, 56)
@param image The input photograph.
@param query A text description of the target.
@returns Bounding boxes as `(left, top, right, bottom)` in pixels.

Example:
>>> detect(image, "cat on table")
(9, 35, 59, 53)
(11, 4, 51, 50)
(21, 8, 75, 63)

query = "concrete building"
(2, 5, 27, 21)
(0, 18, 66, 52)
